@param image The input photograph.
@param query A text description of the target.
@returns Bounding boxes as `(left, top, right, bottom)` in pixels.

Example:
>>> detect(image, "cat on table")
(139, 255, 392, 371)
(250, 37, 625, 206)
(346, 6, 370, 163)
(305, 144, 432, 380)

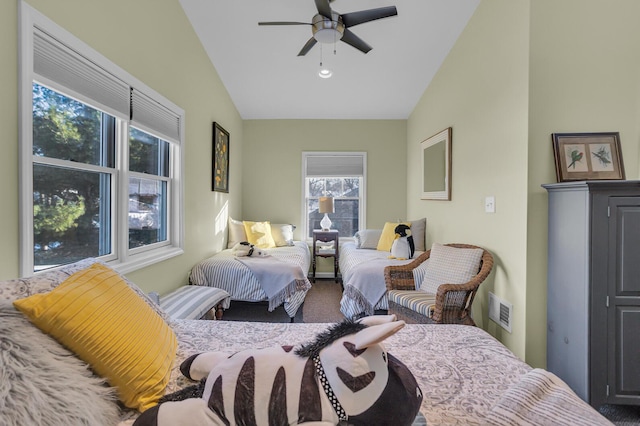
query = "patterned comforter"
(120, 320, 609, 425)
(188, 241, 311, 317)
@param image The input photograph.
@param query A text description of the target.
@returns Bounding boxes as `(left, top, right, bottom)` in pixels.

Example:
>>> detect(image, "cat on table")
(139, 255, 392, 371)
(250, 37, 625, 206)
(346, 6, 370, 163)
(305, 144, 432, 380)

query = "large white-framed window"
(19, 2, 184, 275)
(302, 152, 366, 240)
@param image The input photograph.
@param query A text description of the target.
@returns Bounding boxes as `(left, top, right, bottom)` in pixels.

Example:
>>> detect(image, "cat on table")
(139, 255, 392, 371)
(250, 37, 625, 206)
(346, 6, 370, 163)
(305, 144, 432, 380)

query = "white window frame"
(19, 2, 184, 276)
(301, 152, 367, 241)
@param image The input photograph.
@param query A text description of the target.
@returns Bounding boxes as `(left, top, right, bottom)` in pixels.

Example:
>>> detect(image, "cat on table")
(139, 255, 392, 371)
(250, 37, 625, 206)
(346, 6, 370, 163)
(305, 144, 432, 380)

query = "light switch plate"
(485, 196, 495, 213)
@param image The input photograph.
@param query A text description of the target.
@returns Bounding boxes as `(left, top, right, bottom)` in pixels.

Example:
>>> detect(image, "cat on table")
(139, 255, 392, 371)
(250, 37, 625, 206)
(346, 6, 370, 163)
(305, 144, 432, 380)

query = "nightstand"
(312, 229, 339, 283)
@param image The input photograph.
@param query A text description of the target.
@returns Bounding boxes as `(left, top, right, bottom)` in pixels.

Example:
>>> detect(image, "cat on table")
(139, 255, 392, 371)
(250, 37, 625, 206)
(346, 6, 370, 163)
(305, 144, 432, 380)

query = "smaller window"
(302, 152, 366, 239)
(305, 177, 361, 238)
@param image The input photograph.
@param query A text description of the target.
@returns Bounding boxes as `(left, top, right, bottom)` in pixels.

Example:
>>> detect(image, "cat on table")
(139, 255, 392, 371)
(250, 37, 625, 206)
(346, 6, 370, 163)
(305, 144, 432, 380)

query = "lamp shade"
(318, 197, 334, 214)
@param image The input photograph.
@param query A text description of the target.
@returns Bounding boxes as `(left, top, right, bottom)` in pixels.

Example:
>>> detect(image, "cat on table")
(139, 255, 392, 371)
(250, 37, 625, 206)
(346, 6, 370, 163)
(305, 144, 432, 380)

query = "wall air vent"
(488, 292, 512, 333)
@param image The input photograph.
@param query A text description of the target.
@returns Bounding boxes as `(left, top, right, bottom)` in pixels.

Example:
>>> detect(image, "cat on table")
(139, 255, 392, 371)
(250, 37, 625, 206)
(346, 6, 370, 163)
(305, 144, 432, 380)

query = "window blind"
(33, 27, 130, 119)
(305, 154, 365, 177)
(130, 88, 181, 144)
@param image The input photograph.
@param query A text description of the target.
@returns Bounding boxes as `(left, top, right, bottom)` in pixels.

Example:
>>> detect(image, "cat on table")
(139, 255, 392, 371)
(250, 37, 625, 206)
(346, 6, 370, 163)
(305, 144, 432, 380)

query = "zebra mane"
(295, 319, 367, 358)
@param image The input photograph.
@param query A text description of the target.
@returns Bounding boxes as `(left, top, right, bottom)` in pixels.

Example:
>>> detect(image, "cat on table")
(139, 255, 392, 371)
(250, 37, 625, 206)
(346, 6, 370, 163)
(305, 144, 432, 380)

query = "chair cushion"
(420, 243, 484, 294)
(388, 290, 436, 318)
(160, 285, 230, 320)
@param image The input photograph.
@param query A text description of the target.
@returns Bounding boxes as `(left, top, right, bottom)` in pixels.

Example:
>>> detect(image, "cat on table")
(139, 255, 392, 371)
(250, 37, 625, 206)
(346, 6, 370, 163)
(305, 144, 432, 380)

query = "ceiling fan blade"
(341, 6, 398, 27)
(258, 21, 310, 26)
(340, 28, 372, 54)
(315, 0, 333, 19)
(297, 37, 318, 56)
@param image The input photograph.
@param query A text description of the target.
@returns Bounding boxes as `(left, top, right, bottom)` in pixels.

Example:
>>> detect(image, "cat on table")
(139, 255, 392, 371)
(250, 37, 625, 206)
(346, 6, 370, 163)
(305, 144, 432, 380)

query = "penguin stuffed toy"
(389, 224, 415, 260)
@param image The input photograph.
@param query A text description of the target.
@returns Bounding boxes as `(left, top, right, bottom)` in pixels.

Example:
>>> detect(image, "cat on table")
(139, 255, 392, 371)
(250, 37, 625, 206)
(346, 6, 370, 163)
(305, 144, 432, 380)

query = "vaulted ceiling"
(178, 0, 479, 119)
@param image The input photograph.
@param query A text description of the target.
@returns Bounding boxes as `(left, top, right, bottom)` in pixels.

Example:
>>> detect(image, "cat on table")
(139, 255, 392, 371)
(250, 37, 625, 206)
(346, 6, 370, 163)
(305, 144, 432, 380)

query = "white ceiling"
(178, 0, 479, 120)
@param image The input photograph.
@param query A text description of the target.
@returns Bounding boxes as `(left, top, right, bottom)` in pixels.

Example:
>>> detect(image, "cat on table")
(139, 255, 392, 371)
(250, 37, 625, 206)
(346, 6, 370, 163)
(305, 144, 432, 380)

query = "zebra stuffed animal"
(134, 315, 422, 426)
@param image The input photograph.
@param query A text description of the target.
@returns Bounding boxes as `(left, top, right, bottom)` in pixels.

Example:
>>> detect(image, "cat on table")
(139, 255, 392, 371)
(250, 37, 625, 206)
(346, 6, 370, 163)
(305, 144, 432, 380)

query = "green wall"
(526, 0, 640, 367)
(408, 0, 640, 365)
(242, 120, 407, 272)
(407, 0, 530, 358)
(0, 0, 243, 295)
(0, 1, 20, 281)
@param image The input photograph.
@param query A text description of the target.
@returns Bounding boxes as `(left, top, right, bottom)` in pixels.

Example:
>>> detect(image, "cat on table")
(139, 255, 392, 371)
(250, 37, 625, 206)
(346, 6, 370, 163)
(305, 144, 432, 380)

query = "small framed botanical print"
(551, 132, 625, 182)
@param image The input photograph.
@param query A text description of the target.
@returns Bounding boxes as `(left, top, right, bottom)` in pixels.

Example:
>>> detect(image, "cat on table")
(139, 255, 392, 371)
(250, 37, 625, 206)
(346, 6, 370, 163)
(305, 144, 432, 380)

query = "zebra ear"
(357, 314, 397, 326)
(353, 320, 405, 350)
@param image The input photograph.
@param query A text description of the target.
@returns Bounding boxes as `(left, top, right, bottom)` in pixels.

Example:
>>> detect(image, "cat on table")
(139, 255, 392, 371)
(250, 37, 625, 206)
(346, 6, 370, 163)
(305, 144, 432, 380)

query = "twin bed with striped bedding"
(188, 241, 311, 318)
(339, 241, 430, 320)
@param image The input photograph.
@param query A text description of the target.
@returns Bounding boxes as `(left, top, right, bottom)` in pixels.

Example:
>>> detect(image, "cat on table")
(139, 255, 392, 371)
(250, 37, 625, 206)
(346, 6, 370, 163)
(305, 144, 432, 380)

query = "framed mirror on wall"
(421, 127, 452, 200)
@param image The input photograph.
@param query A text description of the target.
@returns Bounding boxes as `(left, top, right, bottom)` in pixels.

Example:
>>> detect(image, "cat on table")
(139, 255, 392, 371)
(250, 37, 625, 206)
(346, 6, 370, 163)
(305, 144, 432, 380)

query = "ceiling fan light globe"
(314, 29, 342, 43)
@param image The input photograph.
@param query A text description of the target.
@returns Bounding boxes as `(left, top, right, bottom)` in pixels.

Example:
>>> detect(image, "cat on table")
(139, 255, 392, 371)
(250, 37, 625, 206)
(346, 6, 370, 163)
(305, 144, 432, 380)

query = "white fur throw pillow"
(0, 302, 120, 426)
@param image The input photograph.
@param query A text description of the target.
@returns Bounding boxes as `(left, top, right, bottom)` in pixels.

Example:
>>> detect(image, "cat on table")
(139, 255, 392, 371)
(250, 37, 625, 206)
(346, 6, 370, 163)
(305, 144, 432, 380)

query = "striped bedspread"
(188, 241, 311, 318)
(339, 242, 429, 319)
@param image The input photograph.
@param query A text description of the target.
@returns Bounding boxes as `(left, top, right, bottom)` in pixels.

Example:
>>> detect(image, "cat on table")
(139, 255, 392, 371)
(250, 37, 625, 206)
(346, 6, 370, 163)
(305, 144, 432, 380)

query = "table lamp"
(318, 196, 334, 231)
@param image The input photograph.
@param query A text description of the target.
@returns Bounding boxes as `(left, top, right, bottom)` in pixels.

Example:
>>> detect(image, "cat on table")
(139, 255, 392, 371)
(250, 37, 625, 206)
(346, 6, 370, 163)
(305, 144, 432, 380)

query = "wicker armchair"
(384, 243, 494, 325)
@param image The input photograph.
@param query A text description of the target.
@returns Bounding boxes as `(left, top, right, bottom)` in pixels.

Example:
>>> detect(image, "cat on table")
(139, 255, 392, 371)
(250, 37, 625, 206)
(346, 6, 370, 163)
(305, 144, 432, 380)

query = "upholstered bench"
(153, 285, 231, 320)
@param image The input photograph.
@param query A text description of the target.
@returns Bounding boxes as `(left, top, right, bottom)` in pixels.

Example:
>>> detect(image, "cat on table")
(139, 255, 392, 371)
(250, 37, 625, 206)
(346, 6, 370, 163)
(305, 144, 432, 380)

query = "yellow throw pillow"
(13, 263, 177, 412)
(243, 220, 276, 248)
(377, 222, 410, 252)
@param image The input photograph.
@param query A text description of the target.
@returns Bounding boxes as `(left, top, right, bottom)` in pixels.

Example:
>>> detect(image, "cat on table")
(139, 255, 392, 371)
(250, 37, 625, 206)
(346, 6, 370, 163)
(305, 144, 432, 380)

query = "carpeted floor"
(219, 278, 345, 323)
(599, 404, 640, 425)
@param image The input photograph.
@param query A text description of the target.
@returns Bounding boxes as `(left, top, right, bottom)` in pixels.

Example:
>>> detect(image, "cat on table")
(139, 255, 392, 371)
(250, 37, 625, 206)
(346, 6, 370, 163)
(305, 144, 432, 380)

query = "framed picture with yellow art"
(212, 122, 230, 192)
(551, 132, 625, 182)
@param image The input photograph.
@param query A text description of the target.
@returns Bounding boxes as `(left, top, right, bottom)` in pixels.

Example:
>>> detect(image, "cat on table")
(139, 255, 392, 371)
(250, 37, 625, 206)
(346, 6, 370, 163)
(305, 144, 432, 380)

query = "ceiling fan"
(258, 0, 398, 56)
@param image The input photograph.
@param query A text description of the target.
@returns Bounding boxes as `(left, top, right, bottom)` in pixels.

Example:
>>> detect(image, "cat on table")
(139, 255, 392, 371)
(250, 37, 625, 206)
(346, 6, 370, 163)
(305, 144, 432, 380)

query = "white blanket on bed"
(235, 256, 308, 311)
(485, 368, 612, 426)
(342, 257, 410, 316)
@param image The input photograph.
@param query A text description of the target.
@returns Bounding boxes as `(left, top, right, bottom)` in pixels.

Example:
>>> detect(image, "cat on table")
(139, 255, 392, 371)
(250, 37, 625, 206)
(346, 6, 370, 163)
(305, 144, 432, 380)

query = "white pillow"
(407, 218, 427, 251)
(354, 229, 383, 249)
(420, 243, 484, 294)
(227, 217, 247, 249)
(271, 223, 295, 247)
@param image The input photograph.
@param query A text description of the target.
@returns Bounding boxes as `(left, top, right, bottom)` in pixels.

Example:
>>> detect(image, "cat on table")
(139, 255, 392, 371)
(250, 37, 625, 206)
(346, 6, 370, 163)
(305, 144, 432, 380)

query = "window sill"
(109, 246, 184, 275)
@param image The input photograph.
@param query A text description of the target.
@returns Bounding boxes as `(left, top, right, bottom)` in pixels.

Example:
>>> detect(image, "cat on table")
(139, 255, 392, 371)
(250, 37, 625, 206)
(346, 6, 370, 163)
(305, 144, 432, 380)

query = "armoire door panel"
(615, 204, 640, 295)
(609, 197, 640, 404)
(616, 307, 640, 396)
